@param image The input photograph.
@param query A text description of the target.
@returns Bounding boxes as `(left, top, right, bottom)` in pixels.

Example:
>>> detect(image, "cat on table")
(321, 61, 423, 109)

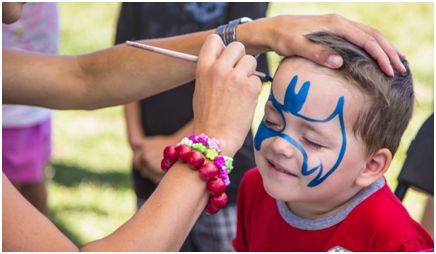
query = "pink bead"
(204, 203, 220, 214)
(210, 192, 228, 209)
(163, 144, 178, 163)
(199, 162, 219, 181)
(185, 150, 205, 170)
(197, 133, 208, 145)
(207, 138, 220, 151)
(219, 168, 230, 186)
(214, 156, 225, 168)
(207, 177, 226, 195)
(176, 144, 191, 162)
(161, 158, 172, 172)
(188, 135, 196, 142)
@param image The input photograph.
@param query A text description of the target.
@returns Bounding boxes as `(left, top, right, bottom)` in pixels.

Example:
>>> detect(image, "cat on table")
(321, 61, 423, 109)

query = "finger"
(247, 75, 262, 98)
(351, 21, 407, 74)
(248, 75, 262, 90)
(234, 54, 258, 78)
(289, 35, 344, 69)
(216, 41, 246, 71)
(332, 22, 394, 77)
(197, 34, 225, 71)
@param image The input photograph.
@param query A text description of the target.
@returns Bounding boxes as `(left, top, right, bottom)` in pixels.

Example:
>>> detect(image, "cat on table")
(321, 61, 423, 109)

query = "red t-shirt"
(233, 168, 434, 252)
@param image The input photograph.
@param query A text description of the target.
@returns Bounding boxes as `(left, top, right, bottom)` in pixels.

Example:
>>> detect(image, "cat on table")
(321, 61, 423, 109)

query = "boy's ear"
(355, 148, 392, 188)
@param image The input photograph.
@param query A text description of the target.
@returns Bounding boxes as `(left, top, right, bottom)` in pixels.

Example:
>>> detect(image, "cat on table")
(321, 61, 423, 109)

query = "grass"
(50, 3, 433, 246)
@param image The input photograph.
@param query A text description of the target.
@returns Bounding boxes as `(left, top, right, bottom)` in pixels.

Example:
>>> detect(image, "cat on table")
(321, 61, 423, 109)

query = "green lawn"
(50, 3, 433, 246)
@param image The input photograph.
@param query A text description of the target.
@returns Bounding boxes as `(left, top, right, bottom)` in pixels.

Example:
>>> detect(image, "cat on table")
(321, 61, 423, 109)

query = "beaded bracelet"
(161, 133, 234, 214)
(179, 134, 233, 186)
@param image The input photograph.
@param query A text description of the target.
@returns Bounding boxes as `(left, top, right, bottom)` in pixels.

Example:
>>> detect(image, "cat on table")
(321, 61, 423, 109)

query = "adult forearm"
(3, 30, 212, 110)
(81, 163, 208, 251)
(76, 31, 213, 110)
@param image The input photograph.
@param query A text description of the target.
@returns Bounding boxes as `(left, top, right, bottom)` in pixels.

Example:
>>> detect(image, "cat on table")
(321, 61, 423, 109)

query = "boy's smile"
(254, 58, 368, 215)
(266, 157, 299, 178)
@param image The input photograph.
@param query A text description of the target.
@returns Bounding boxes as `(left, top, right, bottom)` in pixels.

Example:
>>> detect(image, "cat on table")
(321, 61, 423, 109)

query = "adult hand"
(132, 136, 172, 184)
(193, 34, 262, 157)
(239, 14, 406, 77)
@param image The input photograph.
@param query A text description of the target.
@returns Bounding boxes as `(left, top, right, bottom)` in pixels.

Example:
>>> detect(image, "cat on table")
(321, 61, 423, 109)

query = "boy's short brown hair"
(305, 32, 413, 155)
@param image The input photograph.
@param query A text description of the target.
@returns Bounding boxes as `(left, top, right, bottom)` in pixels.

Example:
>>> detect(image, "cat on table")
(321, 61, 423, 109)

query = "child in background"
(233, 32, 434, 251)
(2, 2, 59, 215)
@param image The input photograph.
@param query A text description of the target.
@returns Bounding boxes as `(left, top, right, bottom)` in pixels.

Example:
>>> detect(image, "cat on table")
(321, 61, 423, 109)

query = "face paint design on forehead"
(254, 74, 347, 187)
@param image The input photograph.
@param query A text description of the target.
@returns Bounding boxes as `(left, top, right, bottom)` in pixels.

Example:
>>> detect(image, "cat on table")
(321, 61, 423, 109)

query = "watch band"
(216, 17, 253, 46)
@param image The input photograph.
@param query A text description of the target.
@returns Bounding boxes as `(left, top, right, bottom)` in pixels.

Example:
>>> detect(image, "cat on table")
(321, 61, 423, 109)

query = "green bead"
(205, 149, 218, 160)
(193, 143, 206, 152)
(224, 157, 233, 168)
(223, 156, 234, 173)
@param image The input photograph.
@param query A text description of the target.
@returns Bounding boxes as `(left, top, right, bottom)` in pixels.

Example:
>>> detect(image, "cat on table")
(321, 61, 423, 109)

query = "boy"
(233, 32, 434, 251)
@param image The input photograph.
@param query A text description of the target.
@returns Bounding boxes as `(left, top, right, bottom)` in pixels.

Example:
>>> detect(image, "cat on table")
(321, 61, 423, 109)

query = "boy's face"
(254, 58, 368, 204)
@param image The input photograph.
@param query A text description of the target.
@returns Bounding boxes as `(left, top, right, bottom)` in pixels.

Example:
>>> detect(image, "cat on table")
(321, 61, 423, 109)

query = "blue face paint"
(254, 74, 347, 187)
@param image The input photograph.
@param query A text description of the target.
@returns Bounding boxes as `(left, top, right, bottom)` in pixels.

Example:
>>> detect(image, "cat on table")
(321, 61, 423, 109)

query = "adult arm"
(2, 31, 206, 110)
(3, 14, 405, 110)
(3, 161, 207, 251)
(2, 174, 78, 251)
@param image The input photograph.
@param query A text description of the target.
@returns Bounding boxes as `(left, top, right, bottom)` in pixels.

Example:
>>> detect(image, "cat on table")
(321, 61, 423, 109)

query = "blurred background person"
(2, 2, 59, 215)
(115, 2, 269, 251)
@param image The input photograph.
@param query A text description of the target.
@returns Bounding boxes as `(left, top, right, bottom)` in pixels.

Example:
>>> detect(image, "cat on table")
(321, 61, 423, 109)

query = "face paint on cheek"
(254, 74, 347, 187)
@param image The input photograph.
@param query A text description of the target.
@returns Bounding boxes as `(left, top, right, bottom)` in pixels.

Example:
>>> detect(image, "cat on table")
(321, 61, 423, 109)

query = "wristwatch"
(216, 17, 253, 46)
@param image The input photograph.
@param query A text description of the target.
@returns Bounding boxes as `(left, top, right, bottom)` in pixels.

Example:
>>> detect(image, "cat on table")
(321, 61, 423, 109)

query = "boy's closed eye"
(263, 117, 282, 130)
(302, 136, 326, 150)
(263, 102, 285, 131)
(301, 122, 339, 151)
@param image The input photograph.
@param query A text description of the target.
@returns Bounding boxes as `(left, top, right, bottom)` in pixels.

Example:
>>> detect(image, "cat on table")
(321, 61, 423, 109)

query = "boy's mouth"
(266, 159, 298, 177)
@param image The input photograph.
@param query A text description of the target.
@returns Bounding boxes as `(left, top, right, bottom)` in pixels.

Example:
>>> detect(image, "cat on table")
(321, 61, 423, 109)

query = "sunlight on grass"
(59, 3, 120, 54)
(50, 3, 433, 245)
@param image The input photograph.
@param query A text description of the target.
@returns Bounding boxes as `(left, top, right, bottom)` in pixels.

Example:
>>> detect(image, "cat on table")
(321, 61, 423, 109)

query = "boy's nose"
(270, 136, 298, 159)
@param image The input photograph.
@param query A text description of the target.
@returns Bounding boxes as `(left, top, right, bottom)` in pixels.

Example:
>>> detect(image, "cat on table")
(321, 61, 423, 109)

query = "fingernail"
(400, 64, 407, 74)
(326, 55, 343, 68)
(388, 65, 395, 78)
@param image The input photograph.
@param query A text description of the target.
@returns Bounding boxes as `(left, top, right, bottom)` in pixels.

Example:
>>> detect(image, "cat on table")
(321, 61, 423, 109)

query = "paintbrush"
(125, 40, 272, 82)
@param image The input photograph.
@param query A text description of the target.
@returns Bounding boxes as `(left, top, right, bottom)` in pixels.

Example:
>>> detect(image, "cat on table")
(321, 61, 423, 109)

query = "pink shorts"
(2, 118, 51, 183)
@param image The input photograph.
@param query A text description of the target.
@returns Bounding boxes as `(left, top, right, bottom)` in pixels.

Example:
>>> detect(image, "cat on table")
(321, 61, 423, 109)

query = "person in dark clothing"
(115, 3, 269, 251)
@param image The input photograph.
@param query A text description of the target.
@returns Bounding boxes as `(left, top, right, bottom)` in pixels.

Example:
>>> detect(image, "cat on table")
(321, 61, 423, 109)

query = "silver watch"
(216, 17, 253, 46)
